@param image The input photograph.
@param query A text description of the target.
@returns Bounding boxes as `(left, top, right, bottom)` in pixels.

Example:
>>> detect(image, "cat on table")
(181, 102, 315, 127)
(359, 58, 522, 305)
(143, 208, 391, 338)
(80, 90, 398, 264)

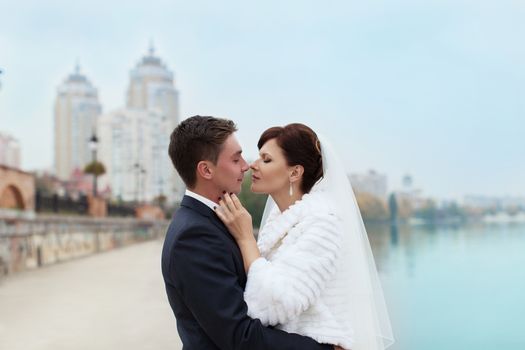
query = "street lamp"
(88, 132, 99, 197)
(133, 162, 146, 203)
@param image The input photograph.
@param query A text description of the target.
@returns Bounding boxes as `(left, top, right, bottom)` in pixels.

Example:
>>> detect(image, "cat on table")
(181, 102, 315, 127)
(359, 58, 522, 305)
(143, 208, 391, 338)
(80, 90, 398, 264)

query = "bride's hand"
(215, 193, 254, 242)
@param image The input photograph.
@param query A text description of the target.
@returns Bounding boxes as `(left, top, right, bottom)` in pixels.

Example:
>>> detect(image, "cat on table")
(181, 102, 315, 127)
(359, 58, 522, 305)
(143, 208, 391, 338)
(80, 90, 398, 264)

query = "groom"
(162, 116, 333, 349)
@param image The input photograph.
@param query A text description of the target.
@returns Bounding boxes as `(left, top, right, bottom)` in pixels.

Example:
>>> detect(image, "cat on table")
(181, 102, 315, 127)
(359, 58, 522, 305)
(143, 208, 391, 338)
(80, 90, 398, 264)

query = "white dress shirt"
(185, 189, 219, 211)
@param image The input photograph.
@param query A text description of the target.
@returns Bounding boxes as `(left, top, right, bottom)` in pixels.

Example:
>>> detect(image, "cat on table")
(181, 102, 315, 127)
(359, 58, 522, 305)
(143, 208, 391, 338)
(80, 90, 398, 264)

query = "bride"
(215, 123, 394, 350)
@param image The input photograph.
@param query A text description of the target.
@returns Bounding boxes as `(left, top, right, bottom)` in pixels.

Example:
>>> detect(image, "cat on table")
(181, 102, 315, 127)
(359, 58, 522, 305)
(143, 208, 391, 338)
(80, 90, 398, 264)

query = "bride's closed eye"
(259, 154, 272, 163)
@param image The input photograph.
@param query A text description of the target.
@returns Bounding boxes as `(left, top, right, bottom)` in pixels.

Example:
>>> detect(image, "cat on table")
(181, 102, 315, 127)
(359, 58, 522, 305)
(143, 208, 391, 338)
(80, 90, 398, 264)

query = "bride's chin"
(250, 184, 264, 194)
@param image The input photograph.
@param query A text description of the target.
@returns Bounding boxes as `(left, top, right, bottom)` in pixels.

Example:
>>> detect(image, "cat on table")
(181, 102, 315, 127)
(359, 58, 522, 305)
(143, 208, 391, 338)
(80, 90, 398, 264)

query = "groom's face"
(210, 134, 249, 194)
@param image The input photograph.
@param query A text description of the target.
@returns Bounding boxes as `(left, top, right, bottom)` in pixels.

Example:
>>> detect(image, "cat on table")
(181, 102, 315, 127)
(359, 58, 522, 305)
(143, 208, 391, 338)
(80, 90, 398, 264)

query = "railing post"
(35, 190, 41, 213)
(52, 194, 59, 213)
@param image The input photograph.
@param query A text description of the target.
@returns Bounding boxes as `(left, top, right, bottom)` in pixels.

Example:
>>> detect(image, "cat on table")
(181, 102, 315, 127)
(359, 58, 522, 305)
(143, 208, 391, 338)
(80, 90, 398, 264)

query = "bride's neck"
(271, 187, 304, 213)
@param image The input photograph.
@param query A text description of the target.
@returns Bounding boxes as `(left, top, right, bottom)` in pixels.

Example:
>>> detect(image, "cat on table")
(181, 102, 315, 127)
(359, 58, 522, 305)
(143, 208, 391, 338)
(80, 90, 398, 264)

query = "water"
(368, 223, 525, 350)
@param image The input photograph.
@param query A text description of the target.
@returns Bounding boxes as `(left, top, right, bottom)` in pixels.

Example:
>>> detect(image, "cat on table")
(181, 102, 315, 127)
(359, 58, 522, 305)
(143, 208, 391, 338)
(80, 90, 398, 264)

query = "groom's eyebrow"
(232, 150, 243, 157)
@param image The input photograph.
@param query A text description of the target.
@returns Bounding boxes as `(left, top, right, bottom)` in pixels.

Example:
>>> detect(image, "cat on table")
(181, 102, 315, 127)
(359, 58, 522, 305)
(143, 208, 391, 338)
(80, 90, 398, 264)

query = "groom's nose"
(241, 158, 250, 172)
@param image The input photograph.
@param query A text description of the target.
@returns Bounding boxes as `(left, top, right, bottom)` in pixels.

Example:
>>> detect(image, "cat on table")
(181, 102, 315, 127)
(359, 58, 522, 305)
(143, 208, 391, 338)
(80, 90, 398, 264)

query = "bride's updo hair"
(258, 123, 323, 194)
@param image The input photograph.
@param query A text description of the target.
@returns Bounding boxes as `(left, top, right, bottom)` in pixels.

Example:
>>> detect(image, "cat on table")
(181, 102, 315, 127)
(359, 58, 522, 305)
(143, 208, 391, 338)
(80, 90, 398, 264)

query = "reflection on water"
(367, 223, 525, 350)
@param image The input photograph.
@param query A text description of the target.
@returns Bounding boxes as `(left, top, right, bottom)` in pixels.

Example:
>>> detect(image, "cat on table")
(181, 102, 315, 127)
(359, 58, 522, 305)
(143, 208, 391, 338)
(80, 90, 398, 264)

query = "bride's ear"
(289, 165, 304, 183)
(196, 160, 213, 180)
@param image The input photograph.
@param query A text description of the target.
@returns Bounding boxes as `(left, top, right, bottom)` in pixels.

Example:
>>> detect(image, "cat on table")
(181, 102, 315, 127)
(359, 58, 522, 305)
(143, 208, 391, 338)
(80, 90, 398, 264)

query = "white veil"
(260, 135, 395, 350)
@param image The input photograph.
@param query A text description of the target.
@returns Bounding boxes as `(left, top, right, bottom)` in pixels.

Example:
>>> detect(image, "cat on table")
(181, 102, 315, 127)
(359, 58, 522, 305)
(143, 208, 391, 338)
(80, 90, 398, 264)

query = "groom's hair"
(169, 115, 237, 188)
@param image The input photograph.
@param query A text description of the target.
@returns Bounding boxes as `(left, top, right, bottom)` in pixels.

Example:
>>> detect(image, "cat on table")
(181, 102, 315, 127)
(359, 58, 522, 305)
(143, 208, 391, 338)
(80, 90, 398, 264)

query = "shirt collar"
(185, 189, 218, 211)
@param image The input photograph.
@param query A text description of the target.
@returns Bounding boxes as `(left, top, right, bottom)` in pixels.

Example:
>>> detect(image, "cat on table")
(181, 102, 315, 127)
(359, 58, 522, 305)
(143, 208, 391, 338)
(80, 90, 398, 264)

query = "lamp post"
(133, 162, 146, 203)
(88, 132, 99, 197)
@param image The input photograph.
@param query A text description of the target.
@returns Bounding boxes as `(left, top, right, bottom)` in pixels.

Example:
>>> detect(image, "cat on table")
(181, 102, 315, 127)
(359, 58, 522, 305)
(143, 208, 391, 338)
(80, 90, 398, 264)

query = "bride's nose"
(250, 161, 258, 170)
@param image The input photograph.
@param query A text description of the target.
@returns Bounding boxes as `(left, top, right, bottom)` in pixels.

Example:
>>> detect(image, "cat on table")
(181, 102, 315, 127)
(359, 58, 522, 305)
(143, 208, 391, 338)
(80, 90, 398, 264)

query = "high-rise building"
(97, 46, 184, 203)
(0, 131, 21, 169)
(126, 44, 179, 130)
(394, 174, 425, 210)
(349, 169, 388, 199)
(54, 64, 102, 180)
(97, 108, 174, 202)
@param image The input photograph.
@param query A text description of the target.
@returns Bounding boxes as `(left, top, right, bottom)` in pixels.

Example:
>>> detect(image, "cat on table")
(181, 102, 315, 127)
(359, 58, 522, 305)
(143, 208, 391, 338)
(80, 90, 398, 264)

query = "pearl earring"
(289, 182, 293, 196)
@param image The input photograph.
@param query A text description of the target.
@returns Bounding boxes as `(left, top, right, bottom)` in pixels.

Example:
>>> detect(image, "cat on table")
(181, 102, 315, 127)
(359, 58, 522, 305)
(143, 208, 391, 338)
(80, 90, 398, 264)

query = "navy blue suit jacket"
(161, 195, 332, 350)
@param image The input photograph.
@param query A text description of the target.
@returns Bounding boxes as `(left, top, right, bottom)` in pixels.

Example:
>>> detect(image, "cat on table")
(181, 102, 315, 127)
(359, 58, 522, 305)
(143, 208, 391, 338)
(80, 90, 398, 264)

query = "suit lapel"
(180, 195, 247, 286)
(181, 195, 238, 246)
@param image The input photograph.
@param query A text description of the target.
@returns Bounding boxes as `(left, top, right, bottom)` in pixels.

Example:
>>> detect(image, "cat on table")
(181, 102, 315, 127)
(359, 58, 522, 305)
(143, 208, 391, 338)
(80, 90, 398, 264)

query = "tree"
(355, 192, 389, 222)
(396, 196, 413, 220)
(154, 194, 168, 208)
(84, 161, 106, 177)
(237, 174, 268, 228)
(84, 161, 106, 197)
(414, 199, 438, 223)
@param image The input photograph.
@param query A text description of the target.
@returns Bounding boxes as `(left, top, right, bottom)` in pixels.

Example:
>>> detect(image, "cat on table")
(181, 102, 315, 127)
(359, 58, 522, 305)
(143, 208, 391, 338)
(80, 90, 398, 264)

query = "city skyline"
(97, 45, 183, 202)
(0, 0, 523, 199)
(54, 63, 101, 180)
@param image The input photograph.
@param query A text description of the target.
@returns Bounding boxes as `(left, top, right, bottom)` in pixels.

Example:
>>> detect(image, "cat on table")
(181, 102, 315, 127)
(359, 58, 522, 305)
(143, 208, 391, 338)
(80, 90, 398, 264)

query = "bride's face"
(250, 138, 293, 195)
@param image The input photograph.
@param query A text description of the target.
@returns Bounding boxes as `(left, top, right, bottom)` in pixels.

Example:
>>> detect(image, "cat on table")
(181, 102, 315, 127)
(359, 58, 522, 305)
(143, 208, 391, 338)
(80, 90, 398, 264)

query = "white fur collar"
(257, 189, 332, 256)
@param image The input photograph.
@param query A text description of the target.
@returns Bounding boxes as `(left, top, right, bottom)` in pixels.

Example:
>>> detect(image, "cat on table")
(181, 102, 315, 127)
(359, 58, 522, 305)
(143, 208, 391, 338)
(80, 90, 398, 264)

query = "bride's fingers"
(218, 199, 231, 216)
(223, 193, 238, 211)
(230, 194, 243, 211)
(214, 205, 226, 221)
(216, 201, 234, 222)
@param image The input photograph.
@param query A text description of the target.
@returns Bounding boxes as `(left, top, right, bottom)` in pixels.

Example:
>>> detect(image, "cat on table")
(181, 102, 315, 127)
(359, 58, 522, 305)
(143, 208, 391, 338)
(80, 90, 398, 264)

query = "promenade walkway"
(0, 239, 182, 350)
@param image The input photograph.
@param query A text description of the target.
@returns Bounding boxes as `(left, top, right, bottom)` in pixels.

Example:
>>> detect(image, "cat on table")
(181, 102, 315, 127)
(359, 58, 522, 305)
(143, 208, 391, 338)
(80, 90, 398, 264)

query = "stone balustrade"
(0, 214, 168, 278)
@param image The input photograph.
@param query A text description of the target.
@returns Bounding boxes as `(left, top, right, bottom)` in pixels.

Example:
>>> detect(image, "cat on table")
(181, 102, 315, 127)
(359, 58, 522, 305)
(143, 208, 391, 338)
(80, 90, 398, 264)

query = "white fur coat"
(244, 189, 355, 349)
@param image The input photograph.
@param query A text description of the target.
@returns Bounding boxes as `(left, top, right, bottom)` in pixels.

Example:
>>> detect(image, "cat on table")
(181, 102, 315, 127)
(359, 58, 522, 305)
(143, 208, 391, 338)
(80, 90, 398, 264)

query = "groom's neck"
(188, 184, 221, 204)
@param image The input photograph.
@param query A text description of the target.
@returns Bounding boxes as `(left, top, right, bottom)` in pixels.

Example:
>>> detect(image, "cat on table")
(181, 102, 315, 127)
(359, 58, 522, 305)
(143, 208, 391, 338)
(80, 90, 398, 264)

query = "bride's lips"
(252, 175, 260, 181)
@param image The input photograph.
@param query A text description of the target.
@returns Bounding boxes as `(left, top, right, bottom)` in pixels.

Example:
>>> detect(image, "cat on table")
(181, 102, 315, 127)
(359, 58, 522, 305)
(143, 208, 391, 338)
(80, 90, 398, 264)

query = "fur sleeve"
(243, 213, 342, 326)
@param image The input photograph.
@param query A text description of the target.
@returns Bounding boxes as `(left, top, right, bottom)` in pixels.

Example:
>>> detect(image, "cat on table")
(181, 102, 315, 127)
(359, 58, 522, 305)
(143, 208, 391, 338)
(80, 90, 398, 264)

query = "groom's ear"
(196, 160, 214, 180)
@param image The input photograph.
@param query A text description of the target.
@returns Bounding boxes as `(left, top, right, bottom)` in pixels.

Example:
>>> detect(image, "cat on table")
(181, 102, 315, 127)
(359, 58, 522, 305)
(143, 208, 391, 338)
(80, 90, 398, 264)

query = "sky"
(0, 0, 523, 199)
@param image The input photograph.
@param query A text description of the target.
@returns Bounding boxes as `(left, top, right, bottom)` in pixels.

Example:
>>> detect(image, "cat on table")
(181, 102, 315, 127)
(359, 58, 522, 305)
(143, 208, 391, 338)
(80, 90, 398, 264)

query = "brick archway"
(0, 184, 25, 209)
(0, 165, 35, 211)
